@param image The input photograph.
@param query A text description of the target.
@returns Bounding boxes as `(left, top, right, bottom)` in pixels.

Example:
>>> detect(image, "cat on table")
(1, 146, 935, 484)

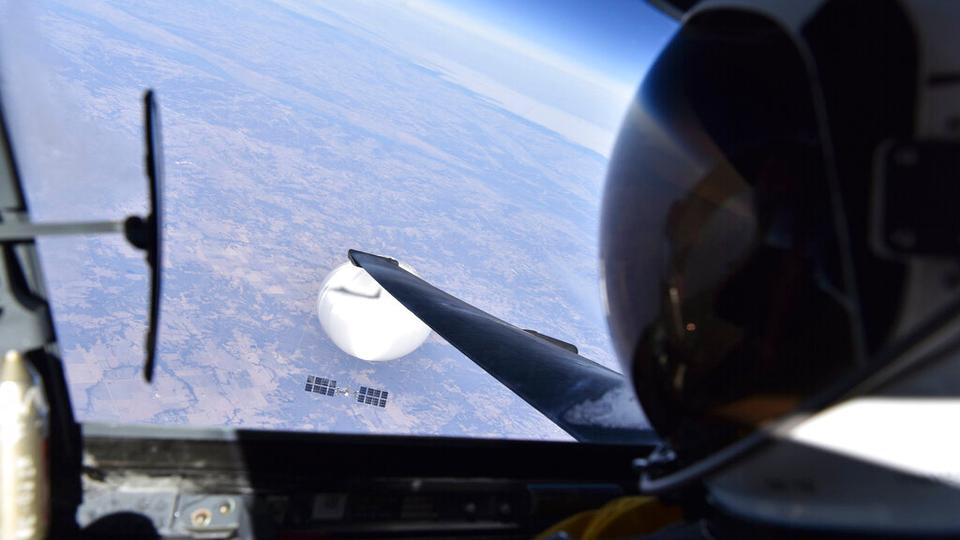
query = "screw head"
(191, 508, 212, 527)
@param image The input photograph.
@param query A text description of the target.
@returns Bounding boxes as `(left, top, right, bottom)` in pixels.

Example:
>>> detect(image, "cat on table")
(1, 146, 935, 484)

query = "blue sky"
(434, 0, 677, 89)
(391, 0, 678, 155)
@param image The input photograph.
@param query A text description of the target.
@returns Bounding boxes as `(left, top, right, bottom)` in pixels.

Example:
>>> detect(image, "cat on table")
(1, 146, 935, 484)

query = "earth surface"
(1, 0, 645, 441)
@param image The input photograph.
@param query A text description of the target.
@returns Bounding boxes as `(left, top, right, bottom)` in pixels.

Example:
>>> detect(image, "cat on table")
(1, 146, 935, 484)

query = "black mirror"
(0, 89, 164, 382)
(124, 90, 163, 382)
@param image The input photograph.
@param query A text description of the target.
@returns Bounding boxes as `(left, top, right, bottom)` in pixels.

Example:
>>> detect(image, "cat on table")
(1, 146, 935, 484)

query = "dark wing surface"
(348, 250, 654, 444)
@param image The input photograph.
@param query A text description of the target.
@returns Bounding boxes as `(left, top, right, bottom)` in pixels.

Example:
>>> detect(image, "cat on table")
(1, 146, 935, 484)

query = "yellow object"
(534, 496, 683, 540)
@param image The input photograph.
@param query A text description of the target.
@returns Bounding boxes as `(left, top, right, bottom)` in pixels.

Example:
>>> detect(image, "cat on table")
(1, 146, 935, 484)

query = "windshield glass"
(0, 0, 675, 441)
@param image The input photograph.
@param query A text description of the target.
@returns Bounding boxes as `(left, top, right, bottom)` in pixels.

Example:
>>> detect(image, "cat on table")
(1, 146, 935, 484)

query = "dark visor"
(602, 10, 861, 469)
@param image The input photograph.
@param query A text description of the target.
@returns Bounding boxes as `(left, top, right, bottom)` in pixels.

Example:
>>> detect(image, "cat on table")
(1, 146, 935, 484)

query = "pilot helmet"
(602, 0, 960, 533)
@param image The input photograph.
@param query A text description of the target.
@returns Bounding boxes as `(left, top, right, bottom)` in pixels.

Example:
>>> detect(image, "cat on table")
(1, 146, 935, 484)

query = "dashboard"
(77, 424, 652, 539)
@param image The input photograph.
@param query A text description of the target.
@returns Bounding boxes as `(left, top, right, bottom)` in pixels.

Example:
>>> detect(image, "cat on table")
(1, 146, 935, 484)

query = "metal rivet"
(191, 508, 212, 527)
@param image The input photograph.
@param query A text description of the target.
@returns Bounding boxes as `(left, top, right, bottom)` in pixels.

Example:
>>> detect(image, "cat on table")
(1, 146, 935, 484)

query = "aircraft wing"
(348, 249, 655, 445)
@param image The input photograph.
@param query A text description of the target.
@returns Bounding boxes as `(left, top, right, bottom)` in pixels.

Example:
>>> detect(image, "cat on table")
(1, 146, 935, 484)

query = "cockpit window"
(0, 0, 675, 441)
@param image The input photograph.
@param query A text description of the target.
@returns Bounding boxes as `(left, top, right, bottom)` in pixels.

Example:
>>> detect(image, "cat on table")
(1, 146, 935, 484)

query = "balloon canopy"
(317, 262, 431, 361)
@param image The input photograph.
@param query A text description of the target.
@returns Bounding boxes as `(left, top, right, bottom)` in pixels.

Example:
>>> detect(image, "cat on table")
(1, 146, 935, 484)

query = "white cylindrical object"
(0, 350, 49, 540)
(317, 262, 431, 361)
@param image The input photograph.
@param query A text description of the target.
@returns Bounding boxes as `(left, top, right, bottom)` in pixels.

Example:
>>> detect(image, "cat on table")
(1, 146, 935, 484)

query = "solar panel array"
(304, 375, 337, 396)
(357, 386, 388, 408)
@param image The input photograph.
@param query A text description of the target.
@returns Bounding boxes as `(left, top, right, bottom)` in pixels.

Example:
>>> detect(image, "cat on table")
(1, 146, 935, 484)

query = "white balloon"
(317, 262, 431, 361)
